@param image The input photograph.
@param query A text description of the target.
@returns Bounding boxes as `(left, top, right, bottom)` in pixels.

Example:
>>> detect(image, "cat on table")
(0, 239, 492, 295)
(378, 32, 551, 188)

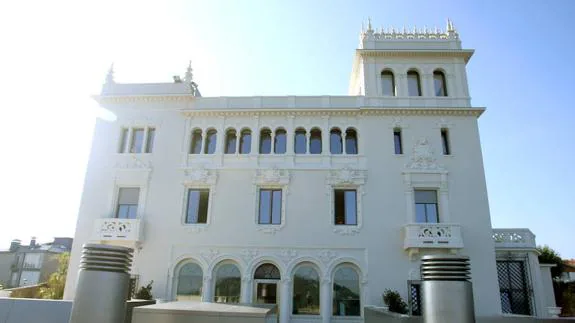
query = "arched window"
(381, 70, 396, 96)
(254, 263, 281, 280)
(330, 128, 343, 154)
(433, 70, 447, 96)
(225, 129, 237, 154)
(294, 128, 307, 154)
(204, 129, 217, 154)
(292, 264, 320, 315)
(214, 263, 241, 304)
(407, 70, 422, 96)
(274, 129, 287, 154)
(332, 266, 361, 316)
(259, 128, 272, 154)
(309, 128, 322, 154)
(190, 129, 203, 154)
(345, 128, 358, 155)
(176, 262, 203, 301)
(239, 129, 252, 154)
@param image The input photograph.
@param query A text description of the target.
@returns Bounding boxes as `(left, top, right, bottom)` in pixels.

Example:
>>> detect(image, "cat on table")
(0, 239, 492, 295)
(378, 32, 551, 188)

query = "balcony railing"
(93, 218, 143, 244)
(404, 223, 464, 253)
(492, 228, 536, 249)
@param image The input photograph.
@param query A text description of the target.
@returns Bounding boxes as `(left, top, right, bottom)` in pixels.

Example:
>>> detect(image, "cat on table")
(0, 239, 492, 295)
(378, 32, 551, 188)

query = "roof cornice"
(358, 49, 474, 63)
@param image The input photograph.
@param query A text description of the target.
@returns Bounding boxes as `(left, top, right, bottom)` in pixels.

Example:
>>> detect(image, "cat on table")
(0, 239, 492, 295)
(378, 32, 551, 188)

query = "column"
(397, 74, 408, 97)
(305, 131, 311, 154)
(241, 276, 252, 303)
(251, 116, 259, 156)
(126, 128, 133, 153)
(404, 175, 414, 223)
(321, 116, 330, 155)
(527, 252, 547, 317)
(202, 275, 213, 302)
(271, 131, 276, 154)
(280, 278, 291, 323)
(423, 73, 434, 97)
(142, 127, 149, 153)
(320, 278, 332, 323)
(286, 116, 295, 156)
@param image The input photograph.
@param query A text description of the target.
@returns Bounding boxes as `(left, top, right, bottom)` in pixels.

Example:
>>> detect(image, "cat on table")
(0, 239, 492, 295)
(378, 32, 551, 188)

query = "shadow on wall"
(364, 307, 575, 323)
(0, 298, 155, 323)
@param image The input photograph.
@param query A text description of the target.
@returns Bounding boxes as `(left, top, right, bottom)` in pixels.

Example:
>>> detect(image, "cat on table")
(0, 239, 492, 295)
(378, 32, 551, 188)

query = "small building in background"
(0, 237, 73, 288)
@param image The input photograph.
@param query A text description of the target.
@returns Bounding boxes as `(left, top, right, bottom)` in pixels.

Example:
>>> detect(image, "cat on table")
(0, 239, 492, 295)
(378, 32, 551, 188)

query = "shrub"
(134, 280, 153, 300)
(383, 289, 408, 314)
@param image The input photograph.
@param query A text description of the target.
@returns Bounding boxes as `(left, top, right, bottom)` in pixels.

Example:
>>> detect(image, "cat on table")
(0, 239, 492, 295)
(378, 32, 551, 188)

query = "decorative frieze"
(405, 137, 444, 171)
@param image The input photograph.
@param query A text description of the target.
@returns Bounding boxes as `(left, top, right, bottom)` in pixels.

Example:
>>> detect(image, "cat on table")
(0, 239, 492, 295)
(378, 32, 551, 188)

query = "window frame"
(309, 128, 322, 154)
(393, 128, 403, 155)
(224, 128, 237, 154)
(414, 190, 439, 223)
(204, 129, 218, 154)
(326, 168, 366, 235)
(381, 70, 396, 96)
(407, 70, 422, 97)
(274, 128, 287, 154)
(181, 168, 218, 232)
(333, 189, 358, 226)
(115, 187, 141, 219)
(253, 169, 290, 234)
(329, 128, 343, 154)
(213, 261, 242, 304)
(239, 129, 252, 154)
(184, 188, 210, 224)
(190, 129, 203, 154)
(292, 263, 321, 316)
(433, 70, 448, 97)
(259, 128, 272, 154)
(441, 128, 451, 155)
(332, 264, 362, 317)
(258, 188, 283, 225)
(174, 260, 204, 302)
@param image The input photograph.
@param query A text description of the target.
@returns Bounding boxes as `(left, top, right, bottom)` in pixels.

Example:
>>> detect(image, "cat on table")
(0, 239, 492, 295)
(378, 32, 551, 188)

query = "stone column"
(280, 278, 291, 323)
(202, 275, 213, 302)
(251, 116, 259, 156)
(527, 252, 547, 317)
(320, 278, 332, 323)
(286, 116, 295, 156)
(397, 74, 408, 97)
(241, 275, 252, 303)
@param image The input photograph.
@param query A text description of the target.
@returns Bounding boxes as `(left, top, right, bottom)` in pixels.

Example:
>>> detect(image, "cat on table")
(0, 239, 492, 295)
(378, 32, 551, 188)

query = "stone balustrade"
(403, 223, 464, 252)
(93, 218, 144, 244)
(492, 228, 536, 249)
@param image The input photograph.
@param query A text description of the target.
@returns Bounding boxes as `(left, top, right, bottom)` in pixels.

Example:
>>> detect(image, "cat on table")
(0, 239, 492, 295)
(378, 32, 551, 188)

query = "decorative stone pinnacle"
(367, 17, 373, 32)
(184, 60, 193, 84)
(105, 63, 114, 84)
(447, 18, 454, 32)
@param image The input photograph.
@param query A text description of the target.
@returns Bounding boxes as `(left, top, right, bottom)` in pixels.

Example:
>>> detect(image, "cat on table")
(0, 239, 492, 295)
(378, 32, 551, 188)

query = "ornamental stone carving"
(253, 167, 290, 186)
(277, 249, 298, 264)
(240, 249, 259, 262)
(317, 250, 337, 264)
(325, 166, 367, 186)
(200, 249, 219, 263)
(405, 137, 444, 171)
(183, 166, 218, 185)
(333, 226, 361, 236)
(114, 155, 152, 169)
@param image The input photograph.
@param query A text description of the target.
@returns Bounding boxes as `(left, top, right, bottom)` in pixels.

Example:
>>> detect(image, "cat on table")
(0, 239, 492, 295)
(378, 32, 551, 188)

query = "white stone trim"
(325, 167, 367, 235)
(180, 167, 218, 232)
(252, 168, 291, 234)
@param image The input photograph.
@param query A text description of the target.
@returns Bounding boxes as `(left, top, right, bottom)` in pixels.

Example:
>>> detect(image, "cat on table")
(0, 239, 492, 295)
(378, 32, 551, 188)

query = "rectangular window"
(119, 128, 129, 153)
(116, 187, 140, 219)
(259, 189, 282, 224)
(334, 189, 357, 225)
(414, 190, 438, 223)
(393, 129, 402, 154)
(186, 189, 209, 224)
(130, 128, 145, 153)
(145, 128, 155, 153)
(441, 129, 451, 155)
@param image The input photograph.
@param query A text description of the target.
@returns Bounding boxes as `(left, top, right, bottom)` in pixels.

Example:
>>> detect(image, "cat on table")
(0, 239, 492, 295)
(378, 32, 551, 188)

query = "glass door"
(254, 280, 278, 304)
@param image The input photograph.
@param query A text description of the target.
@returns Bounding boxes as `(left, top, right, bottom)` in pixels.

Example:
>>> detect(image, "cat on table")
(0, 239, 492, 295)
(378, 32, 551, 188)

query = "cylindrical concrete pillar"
(421, 255, 475, 323)
(69, 244, 133, 323)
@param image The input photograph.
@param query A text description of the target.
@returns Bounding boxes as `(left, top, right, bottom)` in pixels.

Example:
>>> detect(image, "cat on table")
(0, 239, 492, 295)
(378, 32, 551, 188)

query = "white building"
(64, 20, 557, 321)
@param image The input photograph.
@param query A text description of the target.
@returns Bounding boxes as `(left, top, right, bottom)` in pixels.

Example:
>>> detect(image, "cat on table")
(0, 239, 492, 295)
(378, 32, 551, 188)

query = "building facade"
(0, 237, 72, 288)
(65, 21, 554, 321)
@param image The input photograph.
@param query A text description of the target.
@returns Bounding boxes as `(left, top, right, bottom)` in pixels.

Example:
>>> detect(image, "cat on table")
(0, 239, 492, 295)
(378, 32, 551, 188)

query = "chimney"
(9, 239, 21, 252)
(29, 237, 37, 248)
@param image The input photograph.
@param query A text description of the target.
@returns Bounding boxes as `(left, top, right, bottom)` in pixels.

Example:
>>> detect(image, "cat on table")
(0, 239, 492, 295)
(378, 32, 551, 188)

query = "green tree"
(537, 245, 564, 279)
(38, 252, 69, 299)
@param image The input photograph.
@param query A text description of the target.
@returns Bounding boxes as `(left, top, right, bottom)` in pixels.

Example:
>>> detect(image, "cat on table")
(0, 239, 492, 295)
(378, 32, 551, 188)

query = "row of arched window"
(381, 69, 448, 97)
(175, 260, 361, 317)
(190, 127, 359, 155)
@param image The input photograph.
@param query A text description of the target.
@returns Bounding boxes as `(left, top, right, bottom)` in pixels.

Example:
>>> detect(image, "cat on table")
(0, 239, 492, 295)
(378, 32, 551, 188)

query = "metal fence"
(496, 260, 533, 316)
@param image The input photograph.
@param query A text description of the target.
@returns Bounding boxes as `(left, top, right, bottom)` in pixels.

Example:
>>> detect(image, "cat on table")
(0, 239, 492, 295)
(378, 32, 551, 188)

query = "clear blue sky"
(1, 0, 574, 258)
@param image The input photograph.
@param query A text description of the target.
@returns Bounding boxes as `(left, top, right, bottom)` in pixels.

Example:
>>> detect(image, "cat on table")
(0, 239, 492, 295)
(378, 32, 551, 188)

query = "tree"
(134, 280, 154, 300)
(537, 245, 564, 279)
(38, 252, 69, 299)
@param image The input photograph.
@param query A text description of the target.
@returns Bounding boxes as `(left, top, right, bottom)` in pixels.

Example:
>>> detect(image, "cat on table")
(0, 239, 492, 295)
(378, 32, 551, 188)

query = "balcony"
(403, 223, 463, 258)
(492, 228, 536, 250)
(93, 218, 144, 246)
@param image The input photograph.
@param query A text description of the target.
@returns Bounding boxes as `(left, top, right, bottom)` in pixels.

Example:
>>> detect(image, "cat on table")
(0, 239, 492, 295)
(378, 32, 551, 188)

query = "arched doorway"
(253, 263, 281, 305)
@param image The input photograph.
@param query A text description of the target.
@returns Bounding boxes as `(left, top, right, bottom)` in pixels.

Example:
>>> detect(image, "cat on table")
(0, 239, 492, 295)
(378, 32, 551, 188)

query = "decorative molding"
(389, 116, 408, 129)
(256, 226, 282, 235)
(253, 167, 291, 187)
(200, 249, 220, 263)
(183, 166, 218, 186)
(359, 50, 473, 63)
(240, 249, 259, 263)
(114, 155, 152, 170)
(405, 137, 444, 171)
(326, 166, 367, 186)
(435, 117, 454, 129)
(184, 226, 207, 234)
(325, 166, 367, 236)
(317, 250, 338, 264)
(277, 249, 298, 264)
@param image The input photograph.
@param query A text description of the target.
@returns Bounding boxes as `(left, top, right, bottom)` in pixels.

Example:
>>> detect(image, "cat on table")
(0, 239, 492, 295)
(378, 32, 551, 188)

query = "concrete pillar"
(241, 276, 252, 303)
(527, 252, 547, 317)
(540, 264, 558, 312)
(320, 278, 331, 323)
(202, 275, 213, 302)
(280, 278, 291, 323)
